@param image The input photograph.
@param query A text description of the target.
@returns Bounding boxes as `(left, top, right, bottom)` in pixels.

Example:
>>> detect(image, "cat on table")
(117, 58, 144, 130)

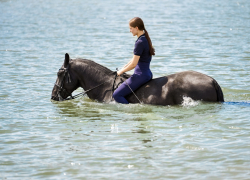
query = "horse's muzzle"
(51, 95, 59, 101)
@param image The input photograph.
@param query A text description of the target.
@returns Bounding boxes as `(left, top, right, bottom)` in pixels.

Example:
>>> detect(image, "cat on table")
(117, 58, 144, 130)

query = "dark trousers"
(113, 72, 152, 104)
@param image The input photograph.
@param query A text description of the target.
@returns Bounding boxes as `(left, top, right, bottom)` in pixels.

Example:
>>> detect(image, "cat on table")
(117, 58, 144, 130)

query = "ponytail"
(144, 29, 155, 56)
(129, 17, 155, 56)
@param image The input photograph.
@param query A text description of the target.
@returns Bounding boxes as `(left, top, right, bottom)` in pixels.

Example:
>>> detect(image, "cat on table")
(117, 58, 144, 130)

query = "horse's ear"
(64, 53, 70, 67)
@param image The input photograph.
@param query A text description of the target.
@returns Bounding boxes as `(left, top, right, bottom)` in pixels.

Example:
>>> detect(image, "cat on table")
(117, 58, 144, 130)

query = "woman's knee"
(112, 90, 119, 100)
(112, 92, 116, 99)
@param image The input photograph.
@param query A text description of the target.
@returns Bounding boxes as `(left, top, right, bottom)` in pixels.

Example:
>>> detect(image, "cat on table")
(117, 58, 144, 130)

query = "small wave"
(181, 96, 199, 107)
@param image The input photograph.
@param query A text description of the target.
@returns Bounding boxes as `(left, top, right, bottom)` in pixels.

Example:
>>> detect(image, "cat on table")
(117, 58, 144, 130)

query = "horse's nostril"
(51, 96, 58, 101)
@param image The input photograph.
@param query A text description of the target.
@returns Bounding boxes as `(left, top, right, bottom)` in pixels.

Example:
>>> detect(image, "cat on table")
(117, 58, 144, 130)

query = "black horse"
(51, 53, 224, 105)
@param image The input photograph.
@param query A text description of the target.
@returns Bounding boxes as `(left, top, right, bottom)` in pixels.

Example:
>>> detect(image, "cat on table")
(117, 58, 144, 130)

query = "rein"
(54, 66, 142, 103)
(64, 82, 106, 101)
(114, 68, 142, 104)
(54, 66, 74, 100)
(123, 79, 142, 104)
(54, 66, 118, 101)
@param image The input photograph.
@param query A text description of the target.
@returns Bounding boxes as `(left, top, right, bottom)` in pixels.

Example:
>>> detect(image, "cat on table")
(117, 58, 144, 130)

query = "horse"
(51, 53, 224, 105)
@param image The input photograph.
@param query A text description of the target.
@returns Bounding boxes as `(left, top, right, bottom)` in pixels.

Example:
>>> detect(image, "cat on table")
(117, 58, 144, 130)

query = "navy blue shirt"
(133, 34, 152, 63)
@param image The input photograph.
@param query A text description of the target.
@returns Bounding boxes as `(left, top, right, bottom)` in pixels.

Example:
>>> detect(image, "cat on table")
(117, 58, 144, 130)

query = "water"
(0, 0, 249, 179)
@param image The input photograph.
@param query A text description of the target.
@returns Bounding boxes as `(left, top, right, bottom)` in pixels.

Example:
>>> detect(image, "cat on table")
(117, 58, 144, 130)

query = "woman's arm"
(117, 55, 140, 76)
(122, 59, 133, 69)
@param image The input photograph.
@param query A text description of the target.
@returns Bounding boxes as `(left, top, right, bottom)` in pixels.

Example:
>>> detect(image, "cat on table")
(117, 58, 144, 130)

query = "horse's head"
(51, 53, 78, 101)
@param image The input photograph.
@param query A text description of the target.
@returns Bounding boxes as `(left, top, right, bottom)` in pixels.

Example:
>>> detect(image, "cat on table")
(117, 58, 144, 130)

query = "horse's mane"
(74, 58, 130, 79)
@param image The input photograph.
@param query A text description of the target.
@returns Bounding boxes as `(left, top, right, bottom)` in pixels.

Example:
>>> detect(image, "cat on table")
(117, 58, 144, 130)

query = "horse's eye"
(57, 70, 64, 76)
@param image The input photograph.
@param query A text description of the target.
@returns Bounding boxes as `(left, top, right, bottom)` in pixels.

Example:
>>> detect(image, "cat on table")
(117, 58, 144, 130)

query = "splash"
(181, 96, 199, 107)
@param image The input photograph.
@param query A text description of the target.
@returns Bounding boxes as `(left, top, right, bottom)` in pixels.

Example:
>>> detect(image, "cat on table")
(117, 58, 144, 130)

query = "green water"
(0, 0, 249, 179)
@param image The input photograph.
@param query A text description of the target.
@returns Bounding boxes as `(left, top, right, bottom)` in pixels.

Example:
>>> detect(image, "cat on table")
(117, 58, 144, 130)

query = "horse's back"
(126, 76, 174, 105)
(127, 71, 221, 105)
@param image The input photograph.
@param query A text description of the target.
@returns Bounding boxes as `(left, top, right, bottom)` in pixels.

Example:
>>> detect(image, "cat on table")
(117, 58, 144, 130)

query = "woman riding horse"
(113, 17, 154, 104)
(51, 17, 224, 105)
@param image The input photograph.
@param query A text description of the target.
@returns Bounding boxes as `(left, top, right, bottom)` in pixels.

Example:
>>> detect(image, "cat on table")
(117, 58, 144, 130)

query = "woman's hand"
(117, 70, 123, 76)
(117, 55, 140, 76)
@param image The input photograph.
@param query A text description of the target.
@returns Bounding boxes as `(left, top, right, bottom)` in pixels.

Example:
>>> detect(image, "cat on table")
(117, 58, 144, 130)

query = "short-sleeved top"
(133, 34, 152, 63)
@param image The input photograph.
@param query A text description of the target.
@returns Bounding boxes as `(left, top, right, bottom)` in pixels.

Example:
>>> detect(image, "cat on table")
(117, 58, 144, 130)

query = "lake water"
(0, 0, 249, 179)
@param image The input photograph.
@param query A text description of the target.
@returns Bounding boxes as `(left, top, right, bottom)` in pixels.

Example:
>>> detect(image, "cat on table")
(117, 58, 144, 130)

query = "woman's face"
(129, 25, 138, 36)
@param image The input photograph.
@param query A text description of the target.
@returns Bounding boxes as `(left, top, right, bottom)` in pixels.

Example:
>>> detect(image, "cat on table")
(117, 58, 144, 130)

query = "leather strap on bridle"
(55, 67, 118, 101)
(54, 65, 74, 100)
(55, 66, 141, 103)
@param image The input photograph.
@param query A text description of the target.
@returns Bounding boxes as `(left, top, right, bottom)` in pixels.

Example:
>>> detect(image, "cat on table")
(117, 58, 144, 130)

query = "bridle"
(52, 65, 119, 101)
(53, 65, 74, 101)
(52, 66, 141, 103)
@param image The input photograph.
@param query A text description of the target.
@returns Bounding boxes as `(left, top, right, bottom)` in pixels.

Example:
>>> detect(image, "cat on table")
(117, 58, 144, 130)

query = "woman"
(113, 17, 155, 104)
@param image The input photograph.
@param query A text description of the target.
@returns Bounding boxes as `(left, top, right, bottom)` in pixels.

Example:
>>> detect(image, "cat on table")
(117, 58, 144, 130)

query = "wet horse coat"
(51, 54, 224, 105)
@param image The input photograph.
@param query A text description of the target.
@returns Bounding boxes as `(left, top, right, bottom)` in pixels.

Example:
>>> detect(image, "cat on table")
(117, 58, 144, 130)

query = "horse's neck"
(72, 60, 129, 101)
(75, 60, 113, 90)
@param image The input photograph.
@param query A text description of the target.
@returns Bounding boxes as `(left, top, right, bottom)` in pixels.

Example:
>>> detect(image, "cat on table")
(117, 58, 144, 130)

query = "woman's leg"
(112, 82, 131, 104)
(113, 74, 151, 104)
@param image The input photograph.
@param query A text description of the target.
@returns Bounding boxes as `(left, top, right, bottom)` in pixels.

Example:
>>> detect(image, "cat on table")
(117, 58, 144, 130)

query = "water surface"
(0, 0, 249, 179)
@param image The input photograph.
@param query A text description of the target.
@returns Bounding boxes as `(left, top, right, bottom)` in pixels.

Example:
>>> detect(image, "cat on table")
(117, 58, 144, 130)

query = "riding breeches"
(113, 72, 152, 104)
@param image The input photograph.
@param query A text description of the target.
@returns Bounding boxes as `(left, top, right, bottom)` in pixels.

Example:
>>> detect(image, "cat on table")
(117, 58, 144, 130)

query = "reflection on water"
(52, 98, 102, 118)
(132, 129, 151, 134)
(52, 96, 156, 118)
